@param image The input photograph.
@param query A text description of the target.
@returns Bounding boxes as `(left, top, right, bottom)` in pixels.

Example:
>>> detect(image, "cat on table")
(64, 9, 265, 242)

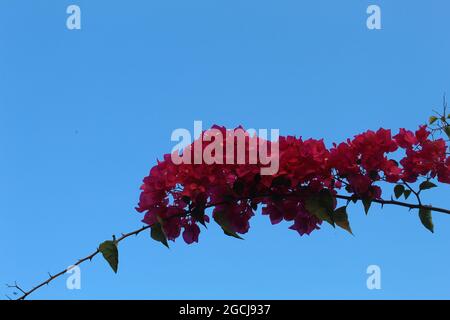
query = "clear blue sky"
(1, 0, 450, 299)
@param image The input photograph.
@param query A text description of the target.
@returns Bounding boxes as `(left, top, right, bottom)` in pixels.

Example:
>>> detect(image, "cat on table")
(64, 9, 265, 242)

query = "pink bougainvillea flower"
(136, 125, 449, 244)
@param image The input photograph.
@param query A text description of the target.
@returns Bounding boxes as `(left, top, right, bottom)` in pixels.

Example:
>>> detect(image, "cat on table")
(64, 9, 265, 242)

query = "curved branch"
(11, 193, 449, 300)
(13, 225, 151, 300)
(335, 194, 450, 215)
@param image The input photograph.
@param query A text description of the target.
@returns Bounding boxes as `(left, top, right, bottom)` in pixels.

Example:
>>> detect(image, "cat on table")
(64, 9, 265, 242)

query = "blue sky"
(1, 0, 450, 299)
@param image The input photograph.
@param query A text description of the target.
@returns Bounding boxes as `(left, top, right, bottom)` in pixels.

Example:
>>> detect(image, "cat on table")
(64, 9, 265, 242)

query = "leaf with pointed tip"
(271, 176, 291, 188)
(305, 190, 335, 226)
(191, 206, 207, 227)
(362, 198, 372, 215)
(319, 189, 335, 210)
(182, 196, 191, 204)
(419, 181, 437, 191)
(233, 179, 245, 195)
(99, 240, 118, 273)
(404, 190, 412, 199)
(223, 229, 244, 239)
(214, 210, 244, 240)
(151, 223, 169, 248)
(419, 208, 434, 233)
(334, 206, 353, 235)
(444, 126, 450, 139)
(429, 116, 438, 124)
(394, 185, 405, 199)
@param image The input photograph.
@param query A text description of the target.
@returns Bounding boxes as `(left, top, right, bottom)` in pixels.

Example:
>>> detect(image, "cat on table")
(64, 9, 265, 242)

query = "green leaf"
(419, 208, 434, 233)
(444, 126, 450, 139)
(394, 185, 405, 199)
(182, 196, 191, 204)
(191, 206, 207, 227)
(305, 189, 335, 226)
(214, 210, 244, 240)
(429, 116, 438, 125)
(403, 190, 412, 199)
(362, 197, 372, 215)
(233, 179, 245, 195)
(223, 229, 244, 239)
(419, 181, 437, 191)
(151, 222, 169, 248)
(319, 189, 335, 210)
(99, 240, 119, 273)
(271, 176, 291, 188)
(333, 206, 353, 235)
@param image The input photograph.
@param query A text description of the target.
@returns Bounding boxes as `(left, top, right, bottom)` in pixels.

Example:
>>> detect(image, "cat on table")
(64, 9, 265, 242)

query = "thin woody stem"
(334, 194, 450, 214)
(402, 181, 422, 206)
(12, 225, 151, 301)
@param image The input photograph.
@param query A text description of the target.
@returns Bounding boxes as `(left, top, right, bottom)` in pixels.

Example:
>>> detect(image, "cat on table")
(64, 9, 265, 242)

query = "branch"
(13, 225, 151, 301)
(335, 194, 450, 215)
(10, 192, 449, 300)
(5, 281, 26, 297)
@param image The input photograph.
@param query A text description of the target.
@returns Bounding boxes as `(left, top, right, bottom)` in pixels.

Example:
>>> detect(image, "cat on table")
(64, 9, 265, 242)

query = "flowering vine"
(7, 106, 450, 300)
(137, 121, 450, 245)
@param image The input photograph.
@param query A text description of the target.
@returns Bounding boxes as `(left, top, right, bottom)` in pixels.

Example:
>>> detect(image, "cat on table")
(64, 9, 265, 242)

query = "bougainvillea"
(136, 115, 450, 246)
(9, 106, 450, 300)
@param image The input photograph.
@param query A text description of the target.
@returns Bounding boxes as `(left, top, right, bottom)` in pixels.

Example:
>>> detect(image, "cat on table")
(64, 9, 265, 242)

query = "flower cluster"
(136, 125, 450, 245)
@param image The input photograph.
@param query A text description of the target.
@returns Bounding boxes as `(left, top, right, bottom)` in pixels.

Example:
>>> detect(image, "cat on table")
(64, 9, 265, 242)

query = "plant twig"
(12, 225, 151, 301)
